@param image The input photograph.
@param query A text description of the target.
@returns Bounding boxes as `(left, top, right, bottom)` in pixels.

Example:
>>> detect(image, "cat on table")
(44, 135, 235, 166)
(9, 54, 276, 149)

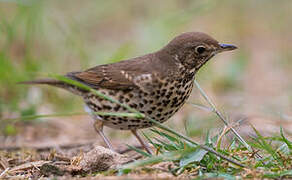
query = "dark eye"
(195, 46, 206, 54)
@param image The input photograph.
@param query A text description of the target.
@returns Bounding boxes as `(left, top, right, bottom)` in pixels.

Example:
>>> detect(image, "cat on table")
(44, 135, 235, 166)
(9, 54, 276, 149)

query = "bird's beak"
(218, 43, 237, 52)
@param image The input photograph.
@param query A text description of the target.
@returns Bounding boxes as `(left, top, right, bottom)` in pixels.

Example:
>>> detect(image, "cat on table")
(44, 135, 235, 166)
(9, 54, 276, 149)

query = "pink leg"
(94, 121, 114, 150)
(131, 129, 152, 154)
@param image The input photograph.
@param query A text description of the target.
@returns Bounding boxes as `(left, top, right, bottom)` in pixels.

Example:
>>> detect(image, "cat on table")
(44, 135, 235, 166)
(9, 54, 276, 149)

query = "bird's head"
(163, 32, 237, 71)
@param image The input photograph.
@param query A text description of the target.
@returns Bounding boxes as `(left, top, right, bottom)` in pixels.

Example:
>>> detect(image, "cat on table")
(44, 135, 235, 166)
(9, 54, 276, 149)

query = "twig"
(193, 80, 252, 152)
(0, 168, 10, 178)
(216, 116, 248, 149)
(117, 144, 144, 154)
(194, 80, 262, 160)
(9, 161, 51, 173)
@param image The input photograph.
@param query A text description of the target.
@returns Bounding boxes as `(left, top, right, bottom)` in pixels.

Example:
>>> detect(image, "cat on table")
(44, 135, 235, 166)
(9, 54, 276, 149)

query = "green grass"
(119, 127, 291, 179)
(5, 75, 291, 178)
(53, 75, 291, 178)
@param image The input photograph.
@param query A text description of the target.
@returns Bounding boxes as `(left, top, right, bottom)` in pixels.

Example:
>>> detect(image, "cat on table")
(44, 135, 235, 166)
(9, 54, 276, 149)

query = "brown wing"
(66, 54, 156, 90)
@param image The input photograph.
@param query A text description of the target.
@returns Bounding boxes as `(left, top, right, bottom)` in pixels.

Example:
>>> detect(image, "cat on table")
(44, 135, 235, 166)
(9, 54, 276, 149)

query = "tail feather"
(19, 78, 88, 96)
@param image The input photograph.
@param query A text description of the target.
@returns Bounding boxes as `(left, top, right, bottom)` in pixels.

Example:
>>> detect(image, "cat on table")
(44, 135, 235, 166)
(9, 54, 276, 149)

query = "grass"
(4, 74, 291, 179)
(57, 75, 291, 179)
(119, 127, 291, 179)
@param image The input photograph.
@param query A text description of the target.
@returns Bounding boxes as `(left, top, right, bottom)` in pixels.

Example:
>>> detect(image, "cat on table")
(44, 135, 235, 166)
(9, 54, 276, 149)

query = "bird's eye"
(195, 46, 206, 54)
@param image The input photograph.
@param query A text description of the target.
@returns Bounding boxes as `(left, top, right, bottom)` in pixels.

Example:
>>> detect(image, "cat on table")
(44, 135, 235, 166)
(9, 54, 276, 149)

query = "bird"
(21, 32, 237, 154)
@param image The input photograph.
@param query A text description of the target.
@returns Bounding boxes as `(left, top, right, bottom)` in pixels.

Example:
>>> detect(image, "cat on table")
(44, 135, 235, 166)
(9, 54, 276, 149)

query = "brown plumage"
(22, 32, 237, 153)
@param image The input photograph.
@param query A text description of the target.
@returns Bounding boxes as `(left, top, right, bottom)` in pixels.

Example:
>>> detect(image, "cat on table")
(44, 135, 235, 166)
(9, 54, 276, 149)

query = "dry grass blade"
(0, 158, 9, 169)
(187, 102, 213, 112)
(194, 80, 252, 152)
(9, 160, 51, 173)
(0, 168, 10, 178)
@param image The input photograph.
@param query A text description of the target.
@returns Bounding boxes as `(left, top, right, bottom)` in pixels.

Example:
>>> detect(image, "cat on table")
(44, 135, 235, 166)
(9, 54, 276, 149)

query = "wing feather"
(67, 55, 153, 90)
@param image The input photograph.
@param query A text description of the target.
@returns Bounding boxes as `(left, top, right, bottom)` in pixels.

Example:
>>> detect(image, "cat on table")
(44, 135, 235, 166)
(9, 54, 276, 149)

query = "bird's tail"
(19, 78, 88, 96)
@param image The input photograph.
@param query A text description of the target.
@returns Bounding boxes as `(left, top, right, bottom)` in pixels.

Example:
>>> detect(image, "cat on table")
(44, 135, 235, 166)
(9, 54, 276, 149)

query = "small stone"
(78, 146, 129, 172)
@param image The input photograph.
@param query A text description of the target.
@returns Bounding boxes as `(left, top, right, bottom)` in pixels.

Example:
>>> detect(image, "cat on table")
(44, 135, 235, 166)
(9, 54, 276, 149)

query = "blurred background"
(0, 0, 291, 148)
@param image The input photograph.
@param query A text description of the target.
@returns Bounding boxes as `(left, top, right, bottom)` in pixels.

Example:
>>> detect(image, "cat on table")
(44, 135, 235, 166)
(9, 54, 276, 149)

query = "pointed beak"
(218, 43, 237, 52)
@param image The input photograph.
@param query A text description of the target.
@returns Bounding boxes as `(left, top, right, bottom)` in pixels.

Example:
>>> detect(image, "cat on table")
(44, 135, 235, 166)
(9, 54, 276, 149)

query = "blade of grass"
(142, 132, 161, 150)
(94, 112, 144, 118)
(150, 128, 180, 143)
(153, 137, 179, 151)
(280, 127, 292, 150)
(2, 112, 143, 122)
(194, 80, 252, 152)
(150, 129, 186, 149)
(121, 147, 196, 170)
(125, 144, 151, 157)
(251, 126, 283, 166)
(1, 112, 86, 122)
(119, 151, 178, 175)
(187, 102, 213, 112)
(180, 148, 208, 167)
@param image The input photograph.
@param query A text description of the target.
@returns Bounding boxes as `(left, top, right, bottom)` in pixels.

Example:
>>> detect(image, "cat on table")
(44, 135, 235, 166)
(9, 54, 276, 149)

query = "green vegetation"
(53, 75, 292, 179)
(1, 0, 291, 179)
(4, 74, 289, 178)
(120, 127, 292, 179)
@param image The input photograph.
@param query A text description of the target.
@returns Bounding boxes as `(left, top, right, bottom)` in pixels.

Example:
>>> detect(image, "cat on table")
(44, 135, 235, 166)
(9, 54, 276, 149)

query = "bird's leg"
(131, 129, 152, 154)
(93, 120, 114, 151)
(84, 105, 114, 151)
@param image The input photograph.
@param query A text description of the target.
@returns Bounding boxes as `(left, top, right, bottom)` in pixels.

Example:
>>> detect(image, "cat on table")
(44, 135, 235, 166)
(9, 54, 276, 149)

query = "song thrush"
(22, 32, 237, 153)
